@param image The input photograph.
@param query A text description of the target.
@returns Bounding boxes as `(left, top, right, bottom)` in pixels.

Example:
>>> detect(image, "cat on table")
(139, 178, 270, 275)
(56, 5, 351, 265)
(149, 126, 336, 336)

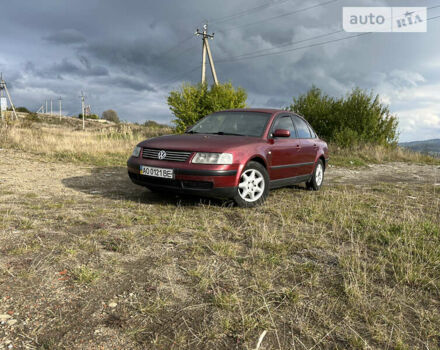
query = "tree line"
(167, 83, 398, 147)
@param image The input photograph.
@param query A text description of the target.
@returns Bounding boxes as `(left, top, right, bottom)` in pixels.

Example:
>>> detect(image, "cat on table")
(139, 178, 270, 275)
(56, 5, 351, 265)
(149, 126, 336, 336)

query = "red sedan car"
(127, 109, 329, 207)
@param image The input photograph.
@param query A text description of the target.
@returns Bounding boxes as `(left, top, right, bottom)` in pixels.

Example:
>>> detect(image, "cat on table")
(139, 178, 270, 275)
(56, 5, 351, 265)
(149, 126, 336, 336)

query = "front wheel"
(306, 159, 324, 191)
(233, 161, 269, 208)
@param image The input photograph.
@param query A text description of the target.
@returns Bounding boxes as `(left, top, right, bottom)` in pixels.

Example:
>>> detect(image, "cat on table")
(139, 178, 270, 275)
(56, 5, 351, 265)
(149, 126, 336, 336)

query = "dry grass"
(1, 116, 440, 349)
(0, 115, 173, 166)
(0, 162, 439, 349)
(1, 116, 439, 168)
(330, 143, 440, 167)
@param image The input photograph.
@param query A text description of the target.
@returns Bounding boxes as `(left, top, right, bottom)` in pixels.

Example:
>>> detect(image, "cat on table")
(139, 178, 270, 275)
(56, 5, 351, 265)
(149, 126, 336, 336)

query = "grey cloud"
(43, 29, 86, 45)
(97, 76, 156, 92)
(78, 55, 91, 70)
(37, 58, 109, 78)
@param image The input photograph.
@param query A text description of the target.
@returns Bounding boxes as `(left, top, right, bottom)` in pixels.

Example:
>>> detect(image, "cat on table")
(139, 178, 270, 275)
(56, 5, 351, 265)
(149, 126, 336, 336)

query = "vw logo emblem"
(158, 150, 167, 160)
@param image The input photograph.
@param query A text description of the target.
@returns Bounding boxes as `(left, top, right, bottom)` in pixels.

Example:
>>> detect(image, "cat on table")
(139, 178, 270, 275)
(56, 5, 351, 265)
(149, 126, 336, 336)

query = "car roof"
(218, 108, 285, 115)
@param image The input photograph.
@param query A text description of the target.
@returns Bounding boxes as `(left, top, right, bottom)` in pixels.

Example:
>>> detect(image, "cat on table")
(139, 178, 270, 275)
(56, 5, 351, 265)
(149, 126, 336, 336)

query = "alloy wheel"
(315, 163, 323, 186)
(238, 169, 265, 202)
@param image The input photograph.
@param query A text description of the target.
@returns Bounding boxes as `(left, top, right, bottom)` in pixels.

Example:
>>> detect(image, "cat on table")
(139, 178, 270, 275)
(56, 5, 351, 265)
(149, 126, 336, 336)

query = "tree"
(167, 82, 247, 133)
(102, 109, 120, 123)
(12, 106, 31, 113)
(289, 87, 398, 147)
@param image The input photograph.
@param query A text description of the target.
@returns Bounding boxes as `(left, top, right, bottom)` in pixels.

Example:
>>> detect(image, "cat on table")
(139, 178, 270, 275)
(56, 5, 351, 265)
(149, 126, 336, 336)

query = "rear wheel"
(306, 159, 324, 191)
(233, 161, 269, 207)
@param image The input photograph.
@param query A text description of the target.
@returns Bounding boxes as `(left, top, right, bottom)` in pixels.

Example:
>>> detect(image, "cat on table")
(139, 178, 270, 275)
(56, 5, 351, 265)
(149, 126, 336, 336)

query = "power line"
(220, 29, 343, 61)
(209, 0, 293, 24)
(155, 19, 209, 60)
(149, 1, 338, 85)
(219, 32, 371, 64)
(216, 5, 440, 63)
(156, 34, 194, 58)
(165, 42, 199, 60)
(218, 0, 339, 33)
(160, 9, 440, 86)
(160, 65, 201, 87)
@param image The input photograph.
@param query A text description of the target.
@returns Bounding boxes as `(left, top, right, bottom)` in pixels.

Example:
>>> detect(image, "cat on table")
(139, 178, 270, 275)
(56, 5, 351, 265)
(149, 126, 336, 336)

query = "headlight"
(132, 146, 141, 157)
(192, 152, 233, 165)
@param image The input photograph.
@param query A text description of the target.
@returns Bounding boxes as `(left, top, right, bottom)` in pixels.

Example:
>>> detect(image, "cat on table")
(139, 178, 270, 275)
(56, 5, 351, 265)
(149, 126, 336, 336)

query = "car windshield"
(187, 112, 271, 137)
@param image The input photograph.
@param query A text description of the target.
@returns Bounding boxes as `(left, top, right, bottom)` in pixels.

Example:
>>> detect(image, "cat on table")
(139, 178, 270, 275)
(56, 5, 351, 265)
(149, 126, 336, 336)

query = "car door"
(292, 115, 317, 175)
(268, 115, 302, 180)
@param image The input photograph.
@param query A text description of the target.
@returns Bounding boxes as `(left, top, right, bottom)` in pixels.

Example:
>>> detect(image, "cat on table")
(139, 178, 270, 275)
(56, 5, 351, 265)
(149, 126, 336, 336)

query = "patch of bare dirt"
(326, 162, 440, 185)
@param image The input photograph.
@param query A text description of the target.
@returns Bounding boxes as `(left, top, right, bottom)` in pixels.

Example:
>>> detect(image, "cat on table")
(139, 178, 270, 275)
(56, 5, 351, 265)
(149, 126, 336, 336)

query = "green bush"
(78, 113, 99, 120)
(143, 120, 169, 129)
(14, 106, 31, 113)
(289, 87, 398, 146)
(102, 110, 120, 123)
(168, 82, 247, 133)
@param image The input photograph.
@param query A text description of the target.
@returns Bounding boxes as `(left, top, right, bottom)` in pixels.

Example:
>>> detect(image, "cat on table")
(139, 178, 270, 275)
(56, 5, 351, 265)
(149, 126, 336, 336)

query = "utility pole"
(0, 73, 18, 121)
(80, 91, 85, 130)
(195, 24, 219, 85)
(58, 97, 62, 121)
(0, 74, 4, 121)
(201, 34, 207, 84)
(50, 99, 53, 116)
(45, 100, 48, 114)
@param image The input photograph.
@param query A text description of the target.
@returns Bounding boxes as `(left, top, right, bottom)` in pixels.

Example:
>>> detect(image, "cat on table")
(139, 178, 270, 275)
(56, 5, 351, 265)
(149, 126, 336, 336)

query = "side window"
(292, 116, 312, 139)
(272, 116, 296, 138)
(308, 125, 317, 138)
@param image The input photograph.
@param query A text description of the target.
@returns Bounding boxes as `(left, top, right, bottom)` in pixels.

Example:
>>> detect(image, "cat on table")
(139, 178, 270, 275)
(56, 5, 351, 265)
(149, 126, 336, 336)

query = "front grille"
(142, 148, 192, 162)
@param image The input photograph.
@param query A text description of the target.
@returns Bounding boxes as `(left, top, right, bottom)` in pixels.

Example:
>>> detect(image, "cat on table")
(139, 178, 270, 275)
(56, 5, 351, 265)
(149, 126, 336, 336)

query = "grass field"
(0, 116, 439, 349)
(1, 114, 437, 168)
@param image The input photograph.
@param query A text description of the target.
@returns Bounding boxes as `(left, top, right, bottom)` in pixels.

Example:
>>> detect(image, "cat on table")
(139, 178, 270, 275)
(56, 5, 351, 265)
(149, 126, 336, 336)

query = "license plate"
(140, 165, 174, 179)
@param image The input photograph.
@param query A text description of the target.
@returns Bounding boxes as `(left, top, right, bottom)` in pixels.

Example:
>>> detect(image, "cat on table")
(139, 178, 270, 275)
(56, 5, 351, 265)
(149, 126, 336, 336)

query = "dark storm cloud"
(37, 58, 109, 78)
(97, 76, 156, 92)
(43, 29, 86, 45)
(1, 0, 439, 140)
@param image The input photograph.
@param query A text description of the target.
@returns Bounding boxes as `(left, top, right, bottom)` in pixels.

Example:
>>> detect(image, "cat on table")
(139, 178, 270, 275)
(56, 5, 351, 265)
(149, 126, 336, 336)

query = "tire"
(306, 159, 324, 191)
(233, 161, 270, 208)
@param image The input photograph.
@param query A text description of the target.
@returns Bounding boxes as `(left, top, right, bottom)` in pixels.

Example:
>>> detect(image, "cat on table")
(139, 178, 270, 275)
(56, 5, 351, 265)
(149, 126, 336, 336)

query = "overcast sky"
(1, 0, 439, 141)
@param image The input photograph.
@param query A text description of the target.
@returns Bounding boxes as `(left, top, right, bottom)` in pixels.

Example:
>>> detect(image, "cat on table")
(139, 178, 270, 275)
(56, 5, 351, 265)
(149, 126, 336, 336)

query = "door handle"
(313, 143, 318, 148)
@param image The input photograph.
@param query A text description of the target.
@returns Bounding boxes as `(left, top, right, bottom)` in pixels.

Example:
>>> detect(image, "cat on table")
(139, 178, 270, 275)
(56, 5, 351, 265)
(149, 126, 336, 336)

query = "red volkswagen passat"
(127, 109, 329, 207)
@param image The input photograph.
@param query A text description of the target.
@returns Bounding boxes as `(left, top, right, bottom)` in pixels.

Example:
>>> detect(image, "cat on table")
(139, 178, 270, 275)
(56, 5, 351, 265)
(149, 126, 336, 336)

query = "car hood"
(139, 133, 263, 152)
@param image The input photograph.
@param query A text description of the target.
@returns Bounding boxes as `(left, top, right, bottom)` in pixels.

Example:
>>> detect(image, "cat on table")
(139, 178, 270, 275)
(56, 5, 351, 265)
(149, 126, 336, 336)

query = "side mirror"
(273, 129, 290, 138)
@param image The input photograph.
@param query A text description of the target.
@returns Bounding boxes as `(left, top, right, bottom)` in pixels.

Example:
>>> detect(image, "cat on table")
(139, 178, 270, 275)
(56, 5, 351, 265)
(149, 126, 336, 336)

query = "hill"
(399, 139, 440, 157)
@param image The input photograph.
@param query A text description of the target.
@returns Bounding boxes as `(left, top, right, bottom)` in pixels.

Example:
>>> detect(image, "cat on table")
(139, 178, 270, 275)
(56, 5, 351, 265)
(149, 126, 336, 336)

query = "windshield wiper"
(185, 130, 198, 134)
(206, 132, 245, 136)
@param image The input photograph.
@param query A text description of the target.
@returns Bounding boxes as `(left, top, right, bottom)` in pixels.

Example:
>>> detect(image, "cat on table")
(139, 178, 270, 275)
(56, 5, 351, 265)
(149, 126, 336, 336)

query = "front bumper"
(127, 157, 240, 199)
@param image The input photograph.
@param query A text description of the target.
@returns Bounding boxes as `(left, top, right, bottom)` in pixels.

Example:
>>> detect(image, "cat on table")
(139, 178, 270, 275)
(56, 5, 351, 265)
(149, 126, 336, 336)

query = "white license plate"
(140, 166, 174, 179)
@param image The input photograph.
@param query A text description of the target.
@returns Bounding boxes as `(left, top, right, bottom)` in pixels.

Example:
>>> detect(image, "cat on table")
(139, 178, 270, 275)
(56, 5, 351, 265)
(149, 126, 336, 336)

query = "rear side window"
(272, 116, 296, 138)
(308, 125, 317, 138)
(292, 116, 312, 139)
